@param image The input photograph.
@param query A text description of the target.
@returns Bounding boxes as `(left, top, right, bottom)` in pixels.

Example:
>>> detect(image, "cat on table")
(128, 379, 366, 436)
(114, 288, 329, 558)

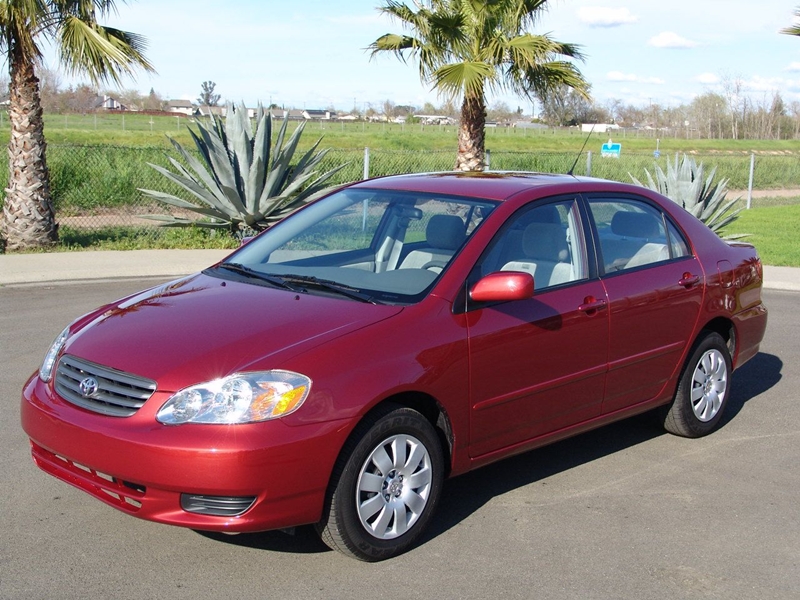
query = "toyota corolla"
(21, 172, 767, 561)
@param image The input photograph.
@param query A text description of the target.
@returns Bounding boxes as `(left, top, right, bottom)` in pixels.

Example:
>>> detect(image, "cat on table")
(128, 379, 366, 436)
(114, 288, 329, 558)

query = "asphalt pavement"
(1, 248, 799, 290)
(1, 282, 797, 599)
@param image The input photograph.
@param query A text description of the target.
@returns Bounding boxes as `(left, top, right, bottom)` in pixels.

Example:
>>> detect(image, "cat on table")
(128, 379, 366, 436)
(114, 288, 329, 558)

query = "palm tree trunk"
(455, 93, 486, 172)
(1, 51, 57, 251)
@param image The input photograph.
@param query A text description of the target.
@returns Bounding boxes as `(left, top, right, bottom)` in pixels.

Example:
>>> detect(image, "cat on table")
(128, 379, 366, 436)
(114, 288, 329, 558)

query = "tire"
(316, 405, 445, 561)
(661, 332, 732, 438)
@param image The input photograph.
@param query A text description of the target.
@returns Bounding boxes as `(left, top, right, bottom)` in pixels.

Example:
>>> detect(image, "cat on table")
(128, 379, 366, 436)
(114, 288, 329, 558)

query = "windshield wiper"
(217, 263, 300, 291)
(279, 274, 379, 304)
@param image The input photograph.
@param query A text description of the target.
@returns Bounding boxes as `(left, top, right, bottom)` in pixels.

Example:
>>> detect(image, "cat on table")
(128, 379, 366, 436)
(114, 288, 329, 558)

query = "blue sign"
(654, 150, 661, 158)
(601, 141, 621, 158)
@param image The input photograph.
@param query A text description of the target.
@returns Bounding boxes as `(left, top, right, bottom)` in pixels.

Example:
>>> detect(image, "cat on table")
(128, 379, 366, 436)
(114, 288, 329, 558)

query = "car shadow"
(196, 351, 782, 556)
(719, 351, 782, 426)
(196, 526, 329, 555)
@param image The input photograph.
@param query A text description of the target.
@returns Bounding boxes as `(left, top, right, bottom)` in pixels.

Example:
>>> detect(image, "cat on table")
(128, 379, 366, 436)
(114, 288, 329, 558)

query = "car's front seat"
(399, 214, 466, 272)
(501, 222, 574, 287)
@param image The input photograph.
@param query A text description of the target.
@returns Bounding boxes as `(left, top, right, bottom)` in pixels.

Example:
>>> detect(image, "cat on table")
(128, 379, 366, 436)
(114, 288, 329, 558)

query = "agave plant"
(140, 103, 346, 237)
(631, 153, 747, 240)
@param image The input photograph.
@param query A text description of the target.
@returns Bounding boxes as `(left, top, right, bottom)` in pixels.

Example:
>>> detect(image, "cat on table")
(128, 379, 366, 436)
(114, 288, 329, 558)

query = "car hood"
(64, 273, 403, 391)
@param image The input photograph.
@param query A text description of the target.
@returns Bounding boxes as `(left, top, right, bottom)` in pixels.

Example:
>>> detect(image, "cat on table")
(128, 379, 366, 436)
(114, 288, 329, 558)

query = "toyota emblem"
(79, 377, 99, 398)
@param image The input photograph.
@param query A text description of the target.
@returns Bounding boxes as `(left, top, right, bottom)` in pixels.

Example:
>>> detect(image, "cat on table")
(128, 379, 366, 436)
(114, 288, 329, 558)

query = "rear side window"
(588, 197, 689, 274)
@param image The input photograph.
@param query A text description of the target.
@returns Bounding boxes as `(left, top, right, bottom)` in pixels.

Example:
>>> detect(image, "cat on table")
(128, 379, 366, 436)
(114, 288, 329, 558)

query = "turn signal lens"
(40, 326, 70, 383)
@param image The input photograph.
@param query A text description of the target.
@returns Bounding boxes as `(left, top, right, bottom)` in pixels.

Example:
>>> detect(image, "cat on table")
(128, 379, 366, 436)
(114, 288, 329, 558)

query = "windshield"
(212, 187, 497, 304)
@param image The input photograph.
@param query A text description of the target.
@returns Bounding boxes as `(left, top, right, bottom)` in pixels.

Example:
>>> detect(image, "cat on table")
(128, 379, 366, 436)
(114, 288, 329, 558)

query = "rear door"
(586, 195, 704, 414)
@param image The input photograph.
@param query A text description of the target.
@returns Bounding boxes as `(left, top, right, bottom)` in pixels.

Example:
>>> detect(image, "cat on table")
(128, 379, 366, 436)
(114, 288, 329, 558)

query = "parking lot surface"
(1, 281, 797, 600)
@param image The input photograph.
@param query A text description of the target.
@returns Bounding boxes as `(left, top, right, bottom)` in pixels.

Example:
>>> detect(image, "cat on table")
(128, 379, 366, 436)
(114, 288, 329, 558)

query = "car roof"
(347, 171, 644, 202)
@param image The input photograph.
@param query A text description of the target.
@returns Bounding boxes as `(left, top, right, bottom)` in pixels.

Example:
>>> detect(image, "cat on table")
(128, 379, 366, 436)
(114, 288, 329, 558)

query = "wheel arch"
(328, 392, 455, 488)
(366, 392, 454, 477)
(697, 317, 736, 363)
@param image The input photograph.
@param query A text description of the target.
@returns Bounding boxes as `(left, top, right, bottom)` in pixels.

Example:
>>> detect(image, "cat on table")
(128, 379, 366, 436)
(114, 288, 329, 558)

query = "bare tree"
(721, 74, 745, 139)
(143, 87, 164, 111)
(197, 81, 221, 106)
(38, 67, 63, 112)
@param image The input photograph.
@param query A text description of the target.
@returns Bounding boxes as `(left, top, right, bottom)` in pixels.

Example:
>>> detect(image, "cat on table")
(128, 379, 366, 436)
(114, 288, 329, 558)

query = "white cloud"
(745, 75, 794, 92)
(607, 72, 665, 84)
(694, 73, 720, 84)
(607, 71, 637, 82)
(577, 7, 638, 27)
(648, 31, 699, 49)
(785, 62, 800, 72)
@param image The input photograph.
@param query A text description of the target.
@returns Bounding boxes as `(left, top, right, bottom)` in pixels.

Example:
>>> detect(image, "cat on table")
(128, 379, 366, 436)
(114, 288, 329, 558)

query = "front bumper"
(21, 374, 347, 533)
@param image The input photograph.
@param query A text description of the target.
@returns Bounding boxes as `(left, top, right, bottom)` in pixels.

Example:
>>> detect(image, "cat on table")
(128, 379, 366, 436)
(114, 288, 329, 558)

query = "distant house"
(415, 114, 455, 125)
(581, 123, 619, 133)
(302, 109, 335, 121)
(167, 99, 194, 116)
(271, 109, 305, 121)
(98, 95, 125, 111)
(195, 105, 227, 118)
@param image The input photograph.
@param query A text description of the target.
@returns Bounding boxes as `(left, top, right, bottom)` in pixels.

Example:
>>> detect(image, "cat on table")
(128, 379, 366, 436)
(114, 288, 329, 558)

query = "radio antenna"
(567, 124, 595, 176)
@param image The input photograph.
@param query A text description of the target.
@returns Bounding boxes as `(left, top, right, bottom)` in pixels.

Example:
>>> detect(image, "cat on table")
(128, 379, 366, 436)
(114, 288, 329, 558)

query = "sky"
(55, 0, 800, 114)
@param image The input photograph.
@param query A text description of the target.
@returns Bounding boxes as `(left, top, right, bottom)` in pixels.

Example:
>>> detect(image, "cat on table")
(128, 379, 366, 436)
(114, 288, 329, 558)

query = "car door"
(466, 198, 609, 459)
(586, 195, 704, 414)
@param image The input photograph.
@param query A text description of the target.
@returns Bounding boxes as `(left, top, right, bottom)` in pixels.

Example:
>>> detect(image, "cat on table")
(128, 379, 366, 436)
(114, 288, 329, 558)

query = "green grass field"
(1, 112, 799, 264)
(724, 202, 800, 267)
(0, 111, 797, 154)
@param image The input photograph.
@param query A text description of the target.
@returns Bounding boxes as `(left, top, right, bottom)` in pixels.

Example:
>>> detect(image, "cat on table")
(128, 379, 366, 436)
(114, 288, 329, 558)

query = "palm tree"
(782, 7, 800, 36)
(0, 1, 153, 251)
(369, 0, 589, 171)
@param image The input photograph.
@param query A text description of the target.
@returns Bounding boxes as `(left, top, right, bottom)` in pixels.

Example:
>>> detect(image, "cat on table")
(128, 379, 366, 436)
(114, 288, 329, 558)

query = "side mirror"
(470, 271, 534, 303)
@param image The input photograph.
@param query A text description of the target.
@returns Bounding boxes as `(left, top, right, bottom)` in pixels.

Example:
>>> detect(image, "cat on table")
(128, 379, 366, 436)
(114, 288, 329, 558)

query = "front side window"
(472, 198, 588, 293)
(588, 197, 688, 274)
(213, 188, 496, 304)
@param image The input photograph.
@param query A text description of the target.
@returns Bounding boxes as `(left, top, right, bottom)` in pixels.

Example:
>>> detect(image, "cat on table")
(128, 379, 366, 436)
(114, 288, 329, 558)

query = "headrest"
(611, 211, 660, 238)
(529, 205, 561, 224)
(521, 222, 569, 262)
(426, 214, 466, 250)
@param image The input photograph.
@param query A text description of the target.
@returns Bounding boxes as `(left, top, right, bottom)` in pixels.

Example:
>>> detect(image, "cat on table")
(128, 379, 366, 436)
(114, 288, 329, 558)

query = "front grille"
(181, 494, 257, 517)
(55, 354, 157, 417)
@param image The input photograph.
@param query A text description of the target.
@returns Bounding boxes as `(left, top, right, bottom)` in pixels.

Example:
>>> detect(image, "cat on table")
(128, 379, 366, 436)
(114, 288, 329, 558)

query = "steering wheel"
(420, 260, 448, 271)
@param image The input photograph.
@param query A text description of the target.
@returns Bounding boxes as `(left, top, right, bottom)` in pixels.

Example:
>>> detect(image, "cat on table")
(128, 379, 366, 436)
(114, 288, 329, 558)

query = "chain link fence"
(1, 144, 797, 238)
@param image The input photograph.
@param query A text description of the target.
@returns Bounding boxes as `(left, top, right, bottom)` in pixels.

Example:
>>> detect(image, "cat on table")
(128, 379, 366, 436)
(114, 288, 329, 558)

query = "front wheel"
(661, 332, 732, 438)
(316, 405, 445, 561)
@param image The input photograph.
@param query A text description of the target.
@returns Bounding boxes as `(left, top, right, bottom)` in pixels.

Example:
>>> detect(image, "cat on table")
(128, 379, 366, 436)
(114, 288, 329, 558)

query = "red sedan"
(21, 173, 767, 561)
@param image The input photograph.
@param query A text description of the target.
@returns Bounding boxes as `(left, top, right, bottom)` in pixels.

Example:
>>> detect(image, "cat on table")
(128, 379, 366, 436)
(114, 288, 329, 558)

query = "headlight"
(156, 371, 311, 425)
(40, 326, 70, 382)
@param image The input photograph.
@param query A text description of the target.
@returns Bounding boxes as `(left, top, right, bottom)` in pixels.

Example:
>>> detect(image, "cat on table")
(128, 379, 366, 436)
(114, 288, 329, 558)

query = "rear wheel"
(662, 332, 732, 437)
(316, 405, 444, 561)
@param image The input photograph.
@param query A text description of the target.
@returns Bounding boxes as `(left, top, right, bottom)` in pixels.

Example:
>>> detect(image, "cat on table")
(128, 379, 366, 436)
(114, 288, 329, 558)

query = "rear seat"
(601, 212, 668, 272)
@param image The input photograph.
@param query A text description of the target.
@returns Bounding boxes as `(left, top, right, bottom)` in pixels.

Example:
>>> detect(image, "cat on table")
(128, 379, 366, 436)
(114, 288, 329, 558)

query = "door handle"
(579, 297, 607, 313)
(679, 273, 700, 288)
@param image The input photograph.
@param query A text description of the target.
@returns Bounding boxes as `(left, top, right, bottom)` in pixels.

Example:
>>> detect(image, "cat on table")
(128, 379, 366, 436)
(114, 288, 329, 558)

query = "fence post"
(586, 151, 592, 177)
(363, 147, 370, 180)
(485, 149, 491, 171)
(747, 153, 755, 209)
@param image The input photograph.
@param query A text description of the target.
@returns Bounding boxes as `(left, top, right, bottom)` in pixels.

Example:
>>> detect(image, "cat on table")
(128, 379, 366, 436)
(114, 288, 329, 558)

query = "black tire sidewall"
(331, 408, 444, 561)
(671, 332, 733, 437)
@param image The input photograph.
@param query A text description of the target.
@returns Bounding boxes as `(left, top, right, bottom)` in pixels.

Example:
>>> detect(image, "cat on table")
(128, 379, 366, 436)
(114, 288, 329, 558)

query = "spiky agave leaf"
(139, 102, 349, 236)
(631, 153, 747, 240)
